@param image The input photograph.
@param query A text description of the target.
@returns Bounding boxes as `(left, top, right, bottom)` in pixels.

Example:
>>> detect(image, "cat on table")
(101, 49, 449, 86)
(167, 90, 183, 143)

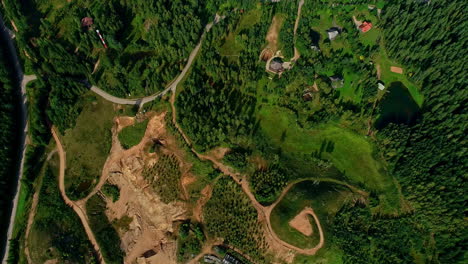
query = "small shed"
(326, 28, 340, 40)
(329, 75, 344, 89)
(377, 81, 385, 90)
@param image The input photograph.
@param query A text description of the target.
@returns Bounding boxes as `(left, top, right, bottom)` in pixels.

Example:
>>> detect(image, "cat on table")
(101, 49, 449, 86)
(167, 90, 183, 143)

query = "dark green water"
(376, 82, 421, 129)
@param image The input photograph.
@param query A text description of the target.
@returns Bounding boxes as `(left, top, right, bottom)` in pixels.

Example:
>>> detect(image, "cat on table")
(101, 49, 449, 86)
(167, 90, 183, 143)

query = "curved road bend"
(0, 13, 37, 263)
(91, 15, 220, 107)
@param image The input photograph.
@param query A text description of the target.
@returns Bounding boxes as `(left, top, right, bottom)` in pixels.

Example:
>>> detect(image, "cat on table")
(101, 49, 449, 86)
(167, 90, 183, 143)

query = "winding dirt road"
(51, 127, 106, 264)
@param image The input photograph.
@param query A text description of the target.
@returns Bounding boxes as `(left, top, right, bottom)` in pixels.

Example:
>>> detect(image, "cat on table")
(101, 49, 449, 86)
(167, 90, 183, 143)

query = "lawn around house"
(375, 49, 424, 107)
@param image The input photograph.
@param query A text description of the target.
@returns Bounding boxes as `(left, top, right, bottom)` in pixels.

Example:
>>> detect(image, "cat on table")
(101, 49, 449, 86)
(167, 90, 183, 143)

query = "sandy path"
(91, 15, 222, 108)
(376, 64, 381, 79)
(23, 190, 39, 264)
(51, 127, 106, 264)
(291, 0, 305, 61)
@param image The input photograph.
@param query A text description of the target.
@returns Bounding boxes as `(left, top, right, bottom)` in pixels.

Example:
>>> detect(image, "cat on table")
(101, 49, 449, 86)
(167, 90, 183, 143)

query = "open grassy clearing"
(218, 8, 263, 59)
(62, 93, 115, 200)
(338, 69, 361, 103)
(293, 245, 344, 264)
(257, 104, 401, 210)
(118, 119, 149, 149)
(270, 180, 353, 249)
(374, 49, 424, 106)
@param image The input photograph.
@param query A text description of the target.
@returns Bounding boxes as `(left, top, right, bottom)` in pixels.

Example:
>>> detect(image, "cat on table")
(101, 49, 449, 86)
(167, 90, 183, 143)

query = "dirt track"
(169, 71, 327, 258)
(51, 127, 106, 264)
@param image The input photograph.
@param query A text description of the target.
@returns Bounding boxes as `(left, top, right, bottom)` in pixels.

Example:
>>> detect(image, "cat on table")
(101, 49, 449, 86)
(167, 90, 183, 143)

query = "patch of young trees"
(142, 154, 182, 203)
(203, 176, 269, 263)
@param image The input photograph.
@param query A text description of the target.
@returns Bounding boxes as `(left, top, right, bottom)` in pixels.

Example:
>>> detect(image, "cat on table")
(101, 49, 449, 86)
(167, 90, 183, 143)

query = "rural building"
(269, 57, 284, 73)
(326, 27, 341, 40)
(359, 21, 373, 33)
(204, 254, 222, 264)
(222, 254, 243, 264)
(378, 81, 385, 90)
(81, 17, 94, 28)
(329, 75, 344, 89)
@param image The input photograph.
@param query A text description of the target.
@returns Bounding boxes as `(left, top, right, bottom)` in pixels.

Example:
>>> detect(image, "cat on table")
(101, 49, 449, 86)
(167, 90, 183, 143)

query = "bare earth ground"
(102, 113, 189, 264)
(376, 64, 382, 79)
(265, 15, 282, 53)
(193, 184, 213, 223)
(291, 0, 305, 62)
(289, 208, 314, 236)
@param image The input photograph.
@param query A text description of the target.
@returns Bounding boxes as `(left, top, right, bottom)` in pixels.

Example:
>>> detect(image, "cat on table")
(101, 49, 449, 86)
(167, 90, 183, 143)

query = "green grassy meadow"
(270, 180, 352, 249)
(257, 104, 401, 210)
(374, 49, 424, 106)
(218, 8, 262, 60)
(118, 119, 149, 149)
(63, 94, 115, 200)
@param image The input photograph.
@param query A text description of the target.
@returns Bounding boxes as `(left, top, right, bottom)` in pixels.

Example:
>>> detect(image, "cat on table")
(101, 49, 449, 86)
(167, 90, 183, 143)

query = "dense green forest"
(0, 32, 20, 259)
(332, 1, 467, 263)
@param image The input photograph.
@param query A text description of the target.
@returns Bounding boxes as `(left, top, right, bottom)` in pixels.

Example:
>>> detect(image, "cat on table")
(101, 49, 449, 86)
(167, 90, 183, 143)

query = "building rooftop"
(326, 27, 341, 40)
(81, 17, 94, 28)
(222, 254, 243, 264)
(269, 57, 284, 73)
(359, 21, 373, 33)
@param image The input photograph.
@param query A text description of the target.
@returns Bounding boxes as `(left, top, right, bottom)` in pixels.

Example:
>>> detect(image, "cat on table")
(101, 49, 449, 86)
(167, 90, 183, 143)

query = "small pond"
(376, 82, 421, 129)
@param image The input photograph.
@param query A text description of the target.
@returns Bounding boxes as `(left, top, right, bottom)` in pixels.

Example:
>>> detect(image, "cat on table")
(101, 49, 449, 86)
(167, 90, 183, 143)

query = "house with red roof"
(359, 21, 373, 33)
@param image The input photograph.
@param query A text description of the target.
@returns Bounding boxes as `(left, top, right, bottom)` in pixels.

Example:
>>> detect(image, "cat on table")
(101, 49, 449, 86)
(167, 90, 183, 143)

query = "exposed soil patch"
(289, 209, 314, 236)
(207, 147, 230, 160)
(391, 66, 404, 74)
(376, 64, 382, 79)
(101, 112, 189, 264)
(266, 15, 283, 52)
(193, 184, 213, 222)
(116, 116, 135, 132)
